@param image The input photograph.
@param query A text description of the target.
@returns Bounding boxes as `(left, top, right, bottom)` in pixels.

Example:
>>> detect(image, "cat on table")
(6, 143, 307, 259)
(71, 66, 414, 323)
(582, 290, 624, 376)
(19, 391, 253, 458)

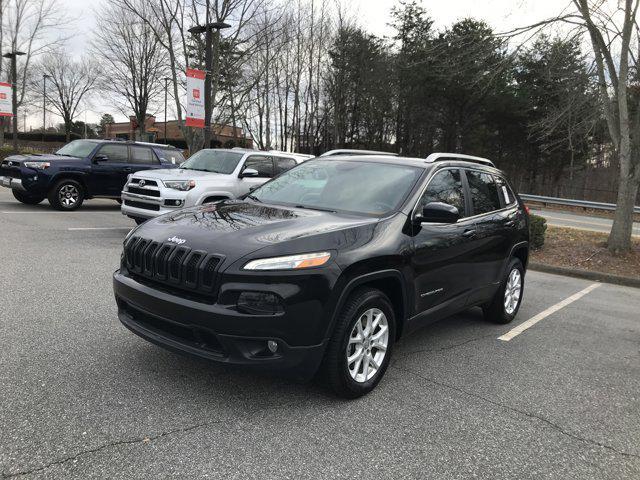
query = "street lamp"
(42, 74, 51, 142)
(188, 10, 231, 149)
(163, 76, 170, 144)
(3, 50, 26, 152)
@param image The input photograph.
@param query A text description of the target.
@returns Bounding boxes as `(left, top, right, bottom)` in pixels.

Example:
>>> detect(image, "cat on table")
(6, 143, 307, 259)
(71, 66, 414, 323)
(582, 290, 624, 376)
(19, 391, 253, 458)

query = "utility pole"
(188, 1, 230, 150)
(3, 51, 25, 152)
(42, 74, 51, 142)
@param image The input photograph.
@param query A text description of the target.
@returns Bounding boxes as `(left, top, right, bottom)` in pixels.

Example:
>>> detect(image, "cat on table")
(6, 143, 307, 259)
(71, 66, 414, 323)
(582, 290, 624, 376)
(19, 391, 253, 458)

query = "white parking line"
(498, 282, 601, 341)
(67, 227, 131, 231)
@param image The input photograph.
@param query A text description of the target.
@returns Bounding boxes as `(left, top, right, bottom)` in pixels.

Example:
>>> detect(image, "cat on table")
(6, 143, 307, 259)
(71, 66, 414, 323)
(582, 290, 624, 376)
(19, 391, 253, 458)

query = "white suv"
(120, 148, 303, 223)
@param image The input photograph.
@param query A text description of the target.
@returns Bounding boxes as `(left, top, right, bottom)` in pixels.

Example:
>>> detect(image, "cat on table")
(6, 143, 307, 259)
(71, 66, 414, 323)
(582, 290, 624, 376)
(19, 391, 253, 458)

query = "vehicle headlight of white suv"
(163, 180, 196, 191)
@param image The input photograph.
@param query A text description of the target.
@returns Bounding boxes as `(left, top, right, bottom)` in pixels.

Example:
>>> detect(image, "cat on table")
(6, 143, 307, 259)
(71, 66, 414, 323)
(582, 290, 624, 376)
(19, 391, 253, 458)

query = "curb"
(529, 262, 640, 288)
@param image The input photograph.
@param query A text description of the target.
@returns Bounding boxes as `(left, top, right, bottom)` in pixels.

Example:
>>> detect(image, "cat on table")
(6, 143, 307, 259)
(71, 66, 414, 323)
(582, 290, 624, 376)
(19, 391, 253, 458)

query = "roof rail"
(425, 152, 495, 167)
(319, 149, 398, 157)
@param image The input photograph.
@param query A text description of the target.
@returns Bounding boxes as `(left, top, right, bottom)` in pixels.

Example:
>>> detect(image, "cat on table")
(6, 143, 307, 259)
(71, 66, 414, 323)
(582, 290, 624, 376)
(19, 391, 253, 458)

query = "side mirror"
(240, 168, 259, 178)
(93, 154, 109, 163)
(416, 202, 460, 224)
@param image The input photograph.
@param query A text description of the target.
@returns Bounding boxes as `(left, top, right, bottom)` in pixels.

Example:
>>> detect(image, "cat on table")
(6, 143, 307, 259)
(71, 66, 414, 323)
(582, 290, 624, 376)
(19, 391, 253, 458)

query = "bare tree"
(92, 1, 167, 140)
(565, 0, 639, 252)
(31, 51, 98, 141)
(1, 0, 69, 143)
(508, 1, 640, 252)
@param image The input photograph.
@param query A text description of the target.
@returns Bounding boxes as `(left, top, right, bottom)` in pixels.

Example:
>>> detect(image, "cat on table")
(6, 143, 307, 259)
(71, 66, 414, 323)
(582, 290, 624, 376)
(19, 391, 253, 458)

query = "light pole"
(3, 50, 26, 152)
(163, 77, 170, 144)
(42, 74, 51, 142)
(189, 7, 230, 149)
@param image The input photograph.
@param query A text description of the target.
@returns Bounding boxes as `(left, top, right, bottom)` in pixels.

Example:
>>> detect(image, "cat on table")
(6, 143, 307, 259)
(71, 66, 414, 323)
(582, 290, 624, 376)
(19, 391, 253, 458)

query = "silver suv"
(120, 148, 303, 223)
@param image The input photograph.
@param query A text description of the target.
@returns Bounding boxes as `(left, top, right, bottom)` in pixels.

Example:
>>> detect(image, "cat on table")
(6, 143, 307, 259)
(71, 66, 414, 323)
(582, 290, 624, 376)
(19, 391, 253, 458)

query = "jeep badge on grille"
(167, 236, 186, 245)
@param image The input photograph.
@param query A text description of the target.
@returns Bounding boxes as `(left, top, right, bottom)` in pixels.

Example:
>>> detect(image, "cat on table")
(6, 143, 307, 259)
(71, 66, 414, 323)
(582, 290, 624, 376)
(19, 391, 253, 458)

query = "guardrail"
(519, 193, 640, 214)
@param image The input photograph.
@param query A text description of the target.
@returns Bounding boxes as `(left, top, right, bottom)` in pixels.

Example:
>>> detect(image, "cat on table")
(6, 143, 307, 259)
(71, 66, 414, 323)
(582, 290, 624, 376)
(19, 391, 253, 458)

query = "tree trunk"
(608, 169, 638, 251)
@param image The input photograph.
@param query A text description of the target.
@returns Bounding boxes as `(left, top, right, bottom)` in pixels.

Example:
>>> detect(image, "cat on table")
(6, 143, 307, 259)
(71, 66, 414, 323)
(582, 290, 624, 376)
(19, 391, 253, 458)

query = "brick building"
(103, 115, 252, 149)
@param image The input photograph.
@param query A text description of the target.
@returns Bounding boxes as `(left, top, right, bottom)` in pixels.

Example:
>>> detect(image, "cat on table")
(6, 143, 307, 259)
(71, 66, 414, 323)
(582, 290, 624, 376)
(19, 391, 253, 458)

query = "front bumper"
(0, 176, 26, 191)
(113, 271, 329, 376)
(121, 191, 173, 219)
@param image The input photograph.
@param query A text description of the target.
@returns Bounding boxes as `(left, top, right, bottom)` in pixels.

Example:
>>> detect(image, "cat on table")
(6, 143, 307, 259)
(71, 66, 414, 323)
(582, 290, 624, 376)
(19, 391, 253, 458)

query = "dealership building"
(103, 115, 252, 148)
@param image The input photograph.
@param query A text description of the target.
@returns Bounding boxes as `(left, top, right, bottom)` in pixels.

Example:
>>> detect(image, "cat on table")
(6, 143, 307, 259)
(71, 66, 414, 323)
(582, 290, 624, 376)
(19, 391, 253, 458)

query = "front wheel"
(483, 258, 524, 324)
(320, 287, 395, 398)
(12, 190, 45, 205)
(48, 179, 84, 211)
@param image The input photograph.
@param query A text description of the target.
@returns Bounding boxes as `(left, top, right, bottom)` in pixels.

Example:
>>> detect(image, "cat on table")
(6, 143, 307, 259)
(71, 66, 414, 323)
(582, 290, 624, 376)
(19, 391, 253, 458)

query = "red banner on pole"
(0, 82, 13, 117)
(185, 69, 205, 128)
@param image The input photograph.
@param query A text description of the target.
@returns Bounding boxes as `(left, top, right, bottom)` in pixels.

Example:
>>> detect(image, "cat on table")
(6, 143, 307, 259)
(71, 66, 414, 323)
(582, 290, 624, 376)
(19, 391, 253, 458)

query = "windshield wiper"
(294, 204, 336, 213)
(246, 194, 262, 203)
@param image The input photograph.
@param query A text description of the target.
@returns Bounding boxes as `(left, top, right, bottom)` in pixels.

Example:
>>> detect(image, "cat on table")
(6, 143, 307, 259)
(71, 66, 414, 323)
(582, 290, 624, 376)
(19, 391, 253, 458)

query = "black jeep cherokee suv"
(113, 153, 529, 397)
(0, 139, 183, 210)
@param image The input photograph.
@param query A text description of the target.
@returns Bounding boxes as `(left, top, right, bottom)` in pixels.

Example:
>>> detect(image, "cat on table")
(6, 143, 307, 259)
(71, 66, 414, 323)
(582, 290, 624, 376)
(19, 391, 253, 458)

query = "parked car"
(113, 153, 529, 397)
(0, 140, 183, 211)
(319, 149, 397, 157)
(120, 148, 303, 224)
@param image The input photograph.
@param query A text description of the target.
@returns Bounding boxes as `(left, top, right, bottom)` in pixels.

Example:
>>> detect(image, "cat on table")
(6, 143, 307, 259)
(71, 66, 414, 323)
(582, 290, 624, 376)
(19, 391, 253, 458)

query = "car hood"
(132, 168, 226, 180)
(131, 200, 380, 264)
(5, 153, 81, 163)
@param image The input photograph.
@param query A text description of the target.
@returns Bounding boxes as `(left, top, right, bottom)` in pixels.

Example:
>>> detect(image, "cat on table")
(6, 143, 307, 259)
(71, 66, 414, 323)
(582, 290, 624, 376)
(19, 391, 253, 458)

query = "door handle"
(505, 220, 516, 227)
(123, 167, 133, 172)
(462, 229, 476, 238)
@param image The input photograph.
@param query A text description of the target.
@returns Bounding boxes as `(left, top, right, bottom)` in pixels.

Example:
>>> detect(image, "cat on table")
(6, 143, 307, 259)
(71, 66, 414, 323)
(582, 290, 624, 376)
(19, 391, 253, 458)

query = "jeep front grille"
(124, 236, 222, 300)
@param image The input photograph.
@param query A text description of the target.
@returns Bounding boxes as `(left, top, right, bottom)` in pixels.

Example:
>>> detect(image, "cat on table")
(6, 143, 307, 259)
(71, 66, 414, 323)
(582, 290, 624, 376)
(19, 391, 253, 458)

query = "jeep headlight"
(23, 161, 50, 169)
(243, 252, 331, 271)
(163, 180, 196, 191)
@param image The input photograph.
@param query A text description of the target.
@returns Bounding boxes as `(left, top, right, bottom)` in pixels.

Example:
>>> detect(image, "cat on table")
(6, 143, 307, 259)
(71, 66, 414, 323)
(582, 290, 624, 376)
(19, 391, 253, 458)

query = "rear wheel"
(48, 179, 84, 211)
(483, 258, 524, 324)
(320, 287, 395, 398)
(12, 190, 45, 205)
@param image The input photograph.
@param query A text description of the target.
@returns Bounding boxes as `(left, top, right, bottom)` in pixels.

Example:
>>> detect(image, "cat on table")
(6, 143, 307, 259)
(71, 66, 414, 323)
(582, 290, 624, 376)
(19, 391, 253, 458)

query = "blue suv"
(0, 140, 184, 210)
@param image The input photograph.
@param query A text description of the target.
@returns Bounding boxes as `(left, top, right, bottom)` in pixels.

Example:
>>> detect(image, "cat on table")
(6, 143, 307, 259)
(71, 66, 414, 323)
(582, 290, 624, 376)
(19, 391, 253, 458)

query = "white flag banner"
(0, 82, 12, 117)
(186, 69, 205, 128)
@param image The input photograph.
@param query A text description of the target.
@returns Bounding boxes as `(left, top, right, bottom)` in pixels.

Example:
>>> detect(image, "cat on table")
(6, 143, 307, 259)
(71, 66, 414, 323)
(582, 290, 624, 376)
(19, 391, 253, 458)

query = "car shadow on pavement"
(117, 307, 498, 405)
(0, 200, 121, 212)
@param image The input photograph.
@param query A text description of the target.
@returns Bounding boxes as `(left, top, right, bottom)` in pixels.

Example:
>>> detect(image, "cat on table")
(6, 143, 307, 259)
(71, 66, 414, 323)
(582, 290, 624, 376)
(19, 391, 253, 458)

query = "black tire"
(133, 217, 146, 225)
(12, 190, 45, 205)
(483, 258, 525, 324)
(48, 179, 84, 211)
(320, 287, 396, 398)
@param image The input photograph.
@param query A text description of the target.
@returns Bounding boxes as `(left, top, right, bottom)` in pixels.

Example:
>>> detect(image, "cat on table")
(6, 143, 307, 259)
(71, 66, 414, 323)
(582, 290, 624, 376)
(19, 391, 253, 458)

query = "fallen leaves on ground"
(531, 226, 640, 279)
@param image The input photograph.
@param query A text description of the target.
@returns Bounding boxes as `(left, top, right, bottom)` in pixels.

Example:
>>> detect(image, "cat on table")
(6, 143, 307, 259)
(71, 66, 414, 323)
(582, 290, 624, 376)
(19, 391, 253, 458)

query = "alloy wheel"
(346, 308, 389, 383)
(504, 268, 522, 315)
(58, 184, 79, 207)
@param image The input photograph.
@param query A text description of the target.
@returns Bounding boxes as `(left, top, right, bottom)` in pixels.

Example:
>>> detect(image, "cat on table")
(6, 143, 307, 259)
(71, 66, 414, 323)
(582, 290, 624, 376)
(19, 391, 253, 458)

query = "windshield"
(180, 150, 243, 174)
(250, 159, 423, 215)
(56, 140, 98, 158)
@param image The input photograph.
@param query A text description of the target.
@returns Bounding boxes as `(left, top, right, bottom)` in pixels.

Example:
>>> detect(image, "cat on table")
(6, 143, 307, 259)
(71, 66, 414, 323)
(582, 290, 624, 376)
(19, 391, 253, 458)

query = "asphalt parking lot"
(1, 189, 639, 479)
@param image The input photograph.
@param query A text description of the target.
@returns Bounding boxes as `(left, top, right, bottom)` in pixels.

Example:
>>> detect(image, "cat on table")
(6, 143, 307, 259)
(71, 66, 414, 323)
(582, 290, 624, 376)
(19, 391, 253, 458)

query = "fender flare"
(326, 269, 409, 341)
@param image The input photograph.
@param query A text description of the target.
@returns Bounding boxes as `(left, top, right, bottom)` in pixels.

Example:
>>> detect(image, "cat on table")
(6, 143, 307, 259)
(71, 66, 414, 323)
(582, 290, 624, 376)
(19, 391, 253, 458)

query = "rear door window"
(97, 144, 129, 163)
(275, 157, 297, 175)
(130, 146, 157, 164)
(244, 156, 274, 178)
(466, 170, 502, 215)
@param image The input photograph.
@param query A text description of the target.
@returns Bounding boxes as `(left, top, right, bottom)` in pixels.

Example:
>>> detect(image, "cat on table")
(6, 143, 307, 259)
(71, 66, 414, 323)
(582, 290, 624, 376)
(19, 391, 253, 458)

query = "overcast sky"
(32, 0, 567, 129)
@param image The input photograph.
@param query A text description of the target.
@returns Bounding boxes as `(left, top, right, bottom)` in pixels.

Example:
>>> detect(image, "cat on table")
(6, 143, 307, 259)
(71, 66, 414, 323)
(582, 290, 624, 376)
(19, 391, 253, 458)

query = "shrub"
(529, 214, 547, 249)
